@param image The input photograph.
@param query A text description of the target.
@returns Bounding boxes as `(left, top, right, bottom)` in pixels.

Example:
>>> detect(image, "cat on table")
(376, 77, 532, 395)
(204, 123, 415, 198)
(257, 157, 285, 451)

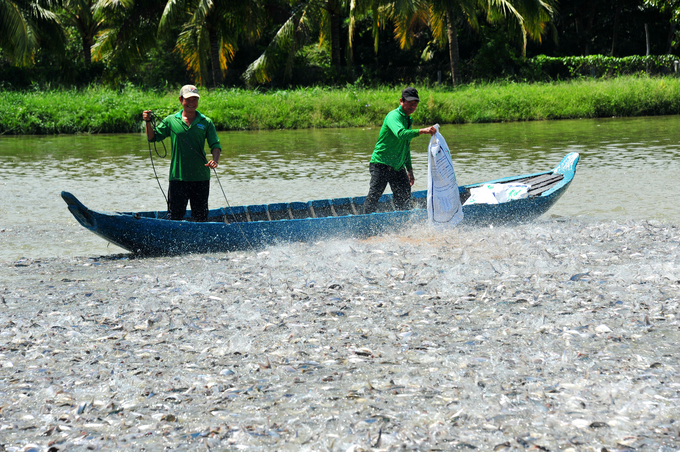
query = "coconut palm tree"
(390, 0, 556, 86)
(0, 0, 62, 65)
(159, 0, 265, 86)
(90, 0, 165, 73)
(59, 0, 101, 65)
(245, 0, 554, 86)
(243, 0, 349, 85)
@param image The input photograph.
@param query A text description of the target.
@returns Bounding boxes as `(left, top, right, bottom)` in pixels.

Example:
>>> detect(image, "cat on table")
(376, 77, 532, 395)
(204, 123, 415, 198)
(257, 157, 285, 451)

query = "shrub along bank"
(520, 55, 679, 81)
(2, 76, 680, 135)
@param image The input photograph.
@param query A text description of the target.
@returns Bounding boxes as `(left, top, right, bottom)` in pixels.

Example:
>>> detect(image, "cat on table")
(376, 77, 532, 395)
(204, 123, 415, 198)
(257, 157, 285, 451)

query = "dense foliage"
(519, 55, 680, 80)
(1, 0, 679, 89)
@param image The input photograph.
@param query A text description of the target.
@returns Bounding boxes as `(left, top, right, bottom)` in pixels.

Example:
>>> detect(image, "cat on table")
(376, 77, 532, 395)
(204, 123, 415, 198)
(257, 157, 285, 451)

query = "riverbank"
(3, 76, 680, 135)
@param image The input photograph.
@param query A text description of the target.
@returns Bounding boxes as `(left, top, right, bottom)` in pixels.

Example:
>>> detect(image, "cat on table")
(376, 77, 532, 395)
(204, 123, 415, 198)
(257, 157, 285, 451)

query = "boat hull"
(62, 153, 579, 255)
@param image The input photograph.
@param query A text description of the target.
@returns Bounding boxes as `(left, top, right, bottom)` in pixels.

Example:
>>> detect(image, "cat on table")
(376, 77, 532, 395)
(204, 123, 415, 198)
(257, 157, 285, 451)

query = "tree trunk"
(330, 11, 342, 67)
(445, 9, 461, 87)
(74, 15, 94, 66)
(83, 37, 93, 66)
(209, 27, 222, 87)
(645, 23, 650, 56)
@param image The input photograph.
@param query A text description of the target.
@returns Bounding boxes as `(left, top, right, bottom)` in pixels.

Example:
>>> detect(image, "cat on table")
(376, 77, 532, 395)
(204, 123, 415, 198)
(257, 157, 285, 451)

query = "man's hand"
(206, 149, 220, 169)
(407, 169, 415, 186)
(419, 126, 437, 136)
(143, 110, 155, 141)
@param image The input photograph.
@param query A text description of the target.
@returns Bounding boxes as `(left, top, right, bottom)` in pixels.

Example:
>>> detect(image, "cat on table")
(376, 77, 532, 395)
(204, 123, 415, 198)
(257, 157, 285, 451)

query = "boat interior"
(206, 171, 564, 224)
(126, 171, 564, 222)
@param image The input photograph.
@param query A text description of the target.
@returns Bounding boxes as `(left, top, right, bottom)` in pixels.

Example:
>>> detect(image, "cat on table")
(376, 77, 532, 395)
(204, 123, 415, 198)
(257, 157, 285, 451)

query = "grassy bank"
(3, 76, 680, 135)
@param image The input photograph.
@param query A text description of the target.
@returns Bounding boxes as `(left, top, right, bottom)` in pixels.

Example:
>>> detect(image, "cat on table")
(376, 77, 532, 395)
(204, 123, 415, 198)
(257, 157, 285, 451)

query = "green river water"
(1, 115, 679, 260)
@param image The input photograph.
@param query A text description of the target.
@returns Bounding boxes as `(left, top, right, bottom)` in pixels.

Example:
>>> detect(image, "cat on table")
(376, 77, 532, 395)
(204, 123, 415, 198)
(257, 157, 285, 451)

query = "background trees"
(243, 0, 351, 85)
(59, 0, 100, 66)
(385, 0, 557, 86)
(0, 0, 678, 88)
(0, 0, 62, 66)
(159, 0, 266, 87)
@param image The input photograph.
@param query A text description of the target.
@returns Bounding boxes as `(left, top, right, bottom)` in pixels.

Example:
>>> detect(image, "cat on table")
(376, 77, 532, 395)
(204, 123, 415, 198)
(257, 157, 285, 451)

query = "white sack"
(463, 183, 530, 206)
(427, 124, 463, 228)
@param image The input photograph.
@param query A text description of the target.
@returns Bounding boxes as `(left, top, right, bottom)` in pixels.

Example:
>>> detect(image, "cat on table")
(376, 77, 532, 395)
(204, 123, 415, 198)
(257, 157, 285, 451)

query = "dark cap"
(401, 87, 419, 101)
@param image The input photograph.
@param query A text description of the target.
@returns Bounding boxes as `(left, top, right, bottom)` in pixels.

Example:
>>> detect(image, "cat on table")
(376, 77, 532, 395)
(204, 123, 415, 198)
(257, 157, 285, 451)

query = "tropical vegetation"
(2, 0, 680, 89)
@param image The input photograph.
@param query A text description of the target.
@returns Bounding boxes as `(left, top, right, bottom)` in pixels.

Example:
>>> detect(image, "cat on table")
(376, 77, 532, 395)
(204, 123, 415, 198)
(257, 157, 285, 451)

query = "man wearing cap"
(142, 85, 221, 222)
(363, 86, 436, 214)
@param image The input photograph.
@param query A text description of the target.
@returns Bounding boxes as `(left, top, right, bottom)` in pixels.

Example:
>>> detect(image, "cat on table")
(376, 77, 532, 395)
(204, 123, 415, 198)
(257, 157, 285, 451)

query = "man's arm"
(385, 111, 420, 141)
(205, 120, 222, 169)
(418, 126, 437, 136)
(142, 110, 155, 141)
(206, 148, 221, 169)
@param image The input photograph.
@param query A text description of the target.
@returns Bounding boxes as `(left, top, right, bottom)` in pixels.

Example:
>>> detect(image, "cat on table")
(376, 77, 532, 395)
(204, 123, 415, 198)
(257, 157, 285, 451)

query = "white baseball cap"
(179, 85, 200, 98)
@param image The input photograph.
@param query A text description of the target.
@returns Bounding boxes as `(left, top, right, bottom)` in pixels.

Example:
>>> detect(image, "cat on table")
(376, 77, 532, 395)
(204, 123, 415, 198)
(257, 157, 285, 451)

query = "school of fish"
(1, 218, 679, 451)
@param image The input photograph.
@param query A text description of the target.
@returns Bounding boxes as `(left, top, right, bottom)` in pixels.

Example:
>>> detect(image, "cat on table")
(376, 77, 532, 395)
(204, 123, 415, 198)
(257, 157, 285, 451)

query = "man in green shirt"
(363, 87, 436, 214)
(142, 85, 221, 221)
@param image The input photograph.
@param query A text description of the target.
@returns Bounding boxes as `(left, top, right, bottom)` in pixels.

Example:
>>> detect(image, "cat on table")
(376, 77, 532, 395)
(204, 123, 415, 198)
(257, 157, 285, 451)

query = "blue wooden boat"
(62, 152, 579, 255)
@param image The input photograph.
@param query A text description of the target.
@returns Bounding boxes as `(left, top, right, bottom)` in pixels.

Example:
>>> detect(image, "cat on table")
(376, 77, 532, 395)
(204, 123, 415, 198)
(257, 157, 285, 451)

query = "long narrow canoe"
(62, 152, 579, 255)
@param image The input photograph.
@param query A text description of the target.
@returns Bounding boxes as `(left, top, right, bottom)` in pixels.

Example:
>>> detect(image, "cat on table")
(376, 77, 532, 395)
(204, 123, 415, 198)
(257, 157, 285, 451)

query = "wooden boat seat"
(311, 199, 334, 218)
(290, 201, 312, 219)
(331, 198, 355, 216)
(515, 173, 564, 197)
(247, 204, 269, 222)
(529, 174, 564, 196)
(221, 205, 248, 223)
(268, 203, 290, 221)
(351, 196, 366, 215)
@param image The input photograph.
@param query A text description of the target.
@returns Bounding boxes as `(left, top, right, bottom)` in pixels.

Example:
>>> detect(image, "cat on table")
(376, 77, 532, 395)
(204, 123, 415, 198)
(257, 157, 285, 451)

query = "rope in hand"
(143, 110, 254, 250)
(145, 111, 169, 208)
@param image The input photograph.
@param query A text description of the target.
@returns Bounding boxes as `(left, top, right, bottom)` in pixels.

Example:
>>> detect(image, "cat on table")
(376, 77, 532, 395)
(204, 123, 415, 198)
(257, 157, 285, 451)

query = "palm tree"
(159, 0, 265, 86)
(0, 0, 62, 65)
(59, 0, 101, 65)
(243, 0, 348, 85)
(390, 0, 556, 86)
(90, 0, 165, 72)
(348, 0, 383, 57)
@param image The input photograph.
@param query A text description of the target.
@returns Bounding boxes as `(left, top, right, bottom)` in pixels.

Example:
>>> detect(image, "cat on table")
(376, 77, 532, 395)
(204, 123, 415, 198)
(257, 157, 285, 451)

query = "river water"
(1, 116, 679, 260)
(1, 117, 680, 451)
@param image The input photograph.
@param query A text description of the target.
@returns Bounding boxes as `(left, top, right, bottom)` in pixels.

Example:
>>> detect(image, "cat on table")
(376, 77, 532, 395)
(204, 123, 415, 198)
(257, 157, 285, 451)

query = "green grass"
(3, 76, 680, 135)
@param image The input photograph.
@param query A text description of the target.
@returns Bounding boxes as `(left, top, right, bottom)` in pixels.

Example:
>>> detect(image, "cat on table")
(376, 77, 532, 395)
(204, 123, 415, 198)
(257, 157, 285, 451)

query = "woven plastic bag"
(427, 124, 463, 228)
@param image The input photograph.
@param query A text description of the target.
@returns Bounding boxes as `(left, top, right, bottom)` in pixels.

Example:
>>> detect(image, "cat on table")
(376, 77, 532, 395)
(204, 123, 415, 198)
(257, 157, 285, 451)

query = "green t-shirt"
(151, 110, 222, 181)
(370, 105, 420, 171)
